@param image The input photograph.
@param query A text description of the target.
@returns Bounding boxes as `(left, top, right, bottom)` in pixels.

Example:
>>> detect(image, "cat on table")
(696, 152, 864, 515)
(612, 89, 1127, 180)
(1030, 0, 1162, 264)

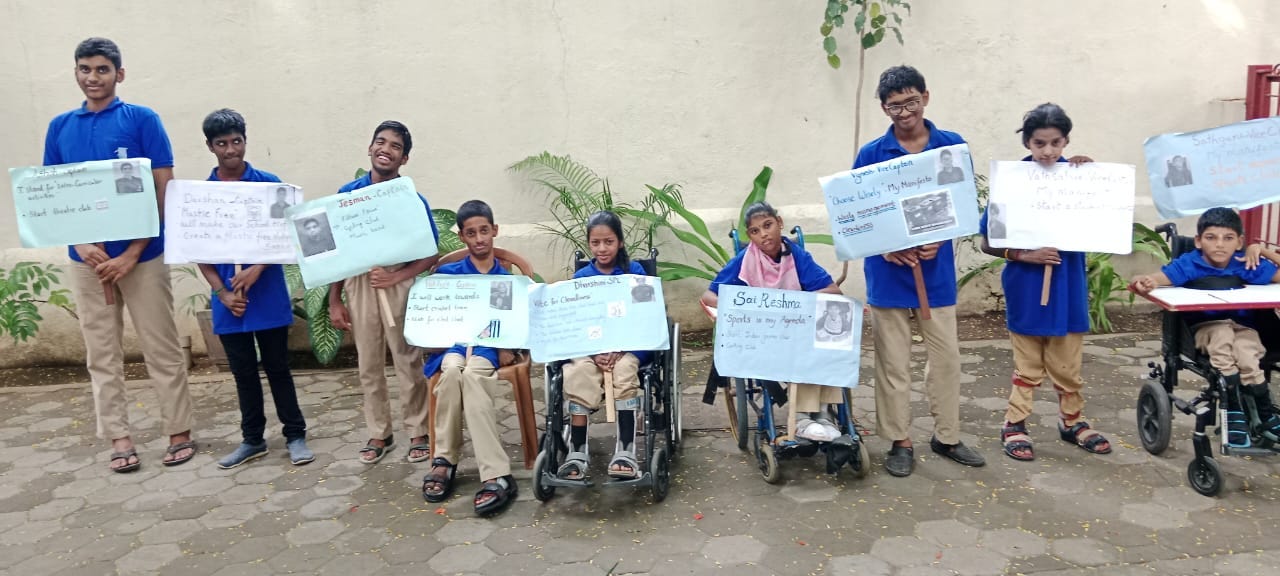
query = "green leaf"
(820, 22, 833, 36)
(872, 14, 887, 28)
(646, 184, 731, 263)
(854, 11, 866, 32)
(869, 1, 881, 19)
(874, 27, 885, 43)
(354, 168, 368, 178)
(828, 54, 842, 69)
(304, 287, 344, 365)
(803, 233, 835, 245)
(957, 258, 1006, 290)
(861, 32, 877, 49)
(891, 26, 904, 45)
(736, 167, 773, 242)
(826, 1, 841, 19)
(823, 36, 838, 55)
(833, 14, 844, 27)
(656, 262, 715, 282)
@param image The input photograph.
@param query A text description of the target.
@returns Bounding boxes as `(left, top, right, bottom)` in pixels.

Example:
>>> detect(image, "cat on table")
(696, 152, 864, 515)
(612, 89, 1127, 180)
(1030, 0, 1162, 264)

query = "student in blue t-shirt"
(557, 211, 650, 481)
(329, 121, 440, 465)
(1133, 208, 1280, 446)
(193, 109, 313, 469)
(421, 200, 517, 517)
(43, 38, 195, 473)
(853, 65, 984, 477)
(978, 103, 1109, 461)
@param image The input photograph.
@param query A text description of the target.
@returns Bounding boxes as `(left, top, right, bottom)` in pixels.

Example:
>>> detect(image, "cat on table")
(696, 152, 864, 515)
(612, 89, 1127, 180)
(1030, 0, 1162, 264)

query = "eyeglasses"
(883, 98, 922, 116)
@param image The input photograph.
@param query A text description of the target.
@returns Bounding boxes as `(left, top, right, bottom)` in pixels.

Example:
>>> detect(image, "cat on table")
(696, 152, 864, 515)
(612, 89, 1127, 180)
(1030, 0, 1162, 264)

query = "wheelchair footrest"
(540, 475, 595, 489)
(1220, 445, 1279, 458)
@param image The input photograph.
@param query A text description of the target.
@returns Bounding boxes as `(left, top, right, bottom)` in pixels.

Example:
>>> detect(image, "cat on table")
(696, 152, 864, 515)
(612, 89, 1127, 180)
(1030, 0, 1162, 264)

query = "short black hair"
(1197, 207, 1243, 236)
(303, 218, 320, 228)
(372, 121, 412, 156)
(457, 200, 494, 227)
(1018, 103, 1073, 147)
(586, 210, 630, 272)
(202, 108, 246, 142)
(876, 65, 927, 103)
(75, 37, 122, 69)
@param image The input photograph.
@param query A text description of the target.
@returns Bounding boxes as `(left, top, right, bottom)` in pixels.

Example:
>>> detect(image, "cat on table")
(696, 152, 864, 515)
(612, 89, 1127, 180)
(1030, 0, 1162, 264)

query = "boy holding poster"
(978, 104, 1110, 461)
(329, 121, 440, 465)
(854, 65, 984, 476)
(43, 37, 195, 472)
(421, 200, 518, 516)
(195, 109, 313, 468)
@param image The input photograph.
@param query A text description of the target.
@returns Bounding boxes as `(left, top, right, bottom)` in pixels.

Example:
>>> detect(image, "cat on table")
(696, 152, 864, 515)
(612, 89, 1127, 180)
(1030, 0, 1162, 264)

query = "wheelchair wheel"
(650, 447, 671, 502)
(532, 450, 555, 502)
(852, 438, 870, 479)
(758, 442, 781, 484)
(1187, 457, 1223, 497)
(734, 378, 750, 452)
(1137, 381, 1173, 455)
(669, 323, 683, 451)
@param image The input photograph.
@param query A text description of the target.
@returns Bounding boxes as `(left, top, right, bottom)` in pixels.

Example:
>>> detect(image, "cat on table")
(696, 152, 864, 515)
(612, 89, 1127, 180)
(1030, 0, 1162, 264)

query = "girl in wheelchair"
(700, 202, 849, 445)
(557, 211, 651, 481)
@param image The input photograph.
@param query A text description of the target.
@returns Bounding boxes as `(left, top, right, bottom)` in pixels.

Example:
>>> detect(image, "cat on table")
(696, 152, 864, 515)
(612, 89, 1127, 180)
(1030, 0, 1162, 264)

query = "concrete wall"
(1, 1, 1276, 367)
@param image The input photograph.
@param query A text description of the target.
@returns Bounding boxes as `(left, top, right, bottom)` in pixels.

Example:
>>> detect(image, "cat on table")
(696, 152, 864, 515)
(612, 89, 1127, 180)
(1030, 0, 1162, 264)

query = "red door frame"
(1241, 64, 1280, 246)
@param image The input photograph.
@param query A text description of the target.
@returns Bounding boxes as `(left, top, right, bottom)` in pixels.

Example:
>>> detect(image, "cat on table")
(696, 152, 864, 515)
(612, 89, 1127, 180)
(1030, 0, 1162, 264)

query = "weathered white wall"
(0, 1, 1275, 367)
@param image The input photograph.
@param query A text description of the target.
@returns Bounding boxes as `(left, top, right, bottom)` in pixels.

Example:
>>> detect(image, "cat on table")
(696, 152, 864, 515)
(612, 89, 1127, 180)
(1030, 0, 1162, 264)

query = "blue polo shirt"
(423, 257, 510, 376)
(337, 173, 440, 241)
(1162, 250, 1278, 326)
(43, 98, 174, 263)
(206, 163, 295, 335)
(574, 259, 652, 365)
(853, 119, 964, 308)
(709, 238, 834, 294)
(979, 156, 1088, 336)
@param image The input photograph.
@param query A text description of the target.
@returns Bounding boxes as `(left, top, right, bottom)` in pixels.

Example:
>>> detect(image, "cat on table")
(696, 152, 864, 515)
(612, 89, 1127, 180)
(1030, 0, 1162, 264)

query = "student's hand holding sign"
(916, 242, 943, 261)
(229, 265, 264, 294)
(1013, 247, 1062, 266)
(74, 243, 111, 268)
(368, 266, 402, 290)
(883, 247, 921, 267)
(95, 252, 139, 284)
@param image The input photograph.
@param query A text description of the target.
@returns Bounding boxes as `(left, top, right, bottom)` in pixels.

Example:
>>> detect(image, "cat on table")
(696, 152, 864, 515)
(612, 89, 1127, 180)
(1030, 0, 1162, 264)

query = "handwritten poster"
(403, 274, 533, 350)
(164, 180, 304, 264)
(10, 159, 158, 247)
(987, 161, 1135, 254)
(713, 286, 862, 388)
(285, 177, 438, 288)
(1144, 116, 1280, 219)
(819, 144, 980, 261)
(528, 274, 670, 362)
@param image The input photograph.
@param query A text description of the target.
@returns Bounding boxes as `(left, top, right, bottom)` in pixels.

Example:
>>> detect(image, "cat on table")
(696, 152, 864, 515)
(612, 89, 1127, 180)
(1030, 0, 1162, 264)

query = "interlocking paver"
(701, 534, 764, 566)
(287, 519, 346, 546)
(429, 543, 495, 574)
(115, 542, 182, 573)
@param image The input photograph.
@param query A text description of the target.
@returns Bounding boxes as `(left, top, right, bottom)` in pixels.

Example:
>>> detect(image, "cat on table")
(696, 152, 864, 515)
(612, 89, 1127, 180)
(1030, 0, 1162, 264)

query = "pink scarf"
(738, 241, 800, 290)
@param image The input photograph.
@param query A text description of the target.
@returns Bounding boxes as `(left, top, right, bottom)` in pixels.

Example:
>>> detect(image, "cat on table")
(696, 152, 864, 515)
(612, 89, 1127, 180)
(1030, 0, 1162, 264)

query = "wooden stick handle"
(378, 291, 396, 328)
(912, 266, 932, 321)
(1041, 265, 1053, 306)
(102, 281, 115, 306)
(604, 370, 617, 423)
(786, 386, 799, 443)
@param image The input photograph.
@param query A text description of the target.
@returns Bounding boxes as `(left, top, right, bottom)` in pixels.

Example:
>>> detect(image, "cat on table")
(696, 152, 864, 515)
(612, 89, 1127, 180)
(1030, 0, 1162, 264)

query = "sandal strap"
(110, 448, 138, 459)
(166, 440, 197, 455)
(1002, 432, 1032, 445)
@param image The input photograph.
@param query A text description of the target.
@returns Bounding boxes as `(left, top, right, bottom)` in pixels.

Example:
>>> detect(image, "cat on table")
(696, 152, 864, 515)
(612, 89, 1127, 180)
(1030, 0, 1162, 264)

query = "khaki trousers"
(71, 258, 192, 440)
(1007, 332, 1085, 425)
(870, 305, 961, 444)
(790, 384, 845, 413)
(564, 354, 641, 409)
(1194, 320, 1266, 385)
(346, 269, 428, 440)
(433, 353, 510, 480)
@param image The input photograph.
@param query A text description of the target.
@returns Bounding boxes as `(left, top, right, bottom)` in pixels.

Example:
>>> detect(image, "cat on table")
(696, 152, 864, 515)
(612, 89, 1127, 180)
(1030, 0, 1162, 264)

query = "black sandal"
(474, 475, 518, 517)
(359, 435, 395, 465)
(163, 441, 198, 467)
(1059, 421, 1111, 454)
(422, 457, 456, 503)
(1002, 422, 1035, 462)
(109, 447, 141, 473)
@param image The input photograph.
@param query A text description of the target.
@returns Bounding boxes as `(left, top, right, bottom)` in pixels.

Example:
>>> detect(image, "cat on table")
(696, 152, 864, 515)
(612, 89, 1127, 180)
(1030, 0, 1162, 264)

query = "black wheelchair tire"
(759, 443, 781, 484)
(734, 378, 750, 452)
(1187, 457, 1223, 497)
(532, 450, 555, 502)
(650, 447, 671, 502)
(1137, 381, 1173, 455)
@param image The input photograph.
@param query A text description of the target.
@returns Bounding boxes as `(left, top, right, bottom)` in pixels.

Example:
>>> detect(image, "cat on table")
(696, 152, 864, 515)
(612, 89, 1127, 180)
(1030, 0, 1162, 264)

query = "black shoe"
(1247, 384, 1280, 442)
(884, 444, 914, 477)
(930, 437, 986, 467)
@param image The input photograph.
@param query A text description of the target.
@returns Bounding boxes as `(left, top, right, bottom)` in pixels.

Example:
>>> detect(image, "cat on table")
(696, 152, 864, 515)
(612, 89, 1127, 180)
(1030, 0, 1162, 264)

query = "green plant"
(509, 152, 673, 264)
(0, 262, 75, 343)
(821, 0, 911, 155)
(173, 266, 212, 316)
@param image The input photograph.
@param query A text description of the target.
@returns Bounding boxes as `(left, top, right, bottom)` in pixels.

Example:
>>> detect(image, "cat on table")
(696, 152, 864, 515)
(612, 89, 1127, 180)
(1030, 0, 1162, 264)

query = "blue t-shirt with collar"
(1162, 249, 1278, 326)
(423, 256, 510, 377)
(206, 163, 295, 335)
(709, 238, 835, 295)
(574, 259, 653, 365)
(337, 172, 440, 241)
(43, 98, 174, 263)
(853, 119, 964, 308)
(980, 156, 1089, 336)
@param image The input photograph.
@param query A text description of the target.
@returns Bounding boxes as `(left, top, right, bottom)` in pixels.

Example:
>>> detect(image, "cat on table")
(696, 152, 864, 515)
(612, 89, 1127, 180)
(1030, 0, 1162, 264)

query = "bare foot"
(164, 430, 195, 464)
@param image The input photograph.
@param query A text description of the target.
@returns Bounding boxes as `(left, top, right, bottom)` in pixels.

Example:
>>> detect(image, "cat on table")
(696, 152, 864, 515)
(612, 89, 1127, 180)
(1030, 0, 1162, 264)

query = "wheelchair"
(1138, 223, 1280, 496)
(704, 226, 869, 484)
(533, 249, 682, 503)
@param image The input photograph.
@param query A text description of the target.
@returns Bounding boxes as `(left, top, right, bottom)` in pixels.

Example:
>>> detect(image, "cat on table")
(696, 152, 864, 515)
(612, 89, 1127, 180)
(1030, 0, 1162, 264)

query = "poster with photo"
(164, 180, 304, 264)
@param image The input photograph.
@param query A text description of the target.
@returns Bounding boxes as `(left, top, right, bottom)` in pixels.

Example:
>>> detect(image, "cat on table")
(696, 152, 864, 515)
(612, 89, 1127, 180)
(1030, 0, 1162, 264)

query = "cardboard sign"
(10, 159, 158, 247)
(164, 180, 304, 264)
(528, 274, 669, 362)
(987, 161, 1135, 254)
(403, 274, 533, 350)
(1144, 116, 1280, 219)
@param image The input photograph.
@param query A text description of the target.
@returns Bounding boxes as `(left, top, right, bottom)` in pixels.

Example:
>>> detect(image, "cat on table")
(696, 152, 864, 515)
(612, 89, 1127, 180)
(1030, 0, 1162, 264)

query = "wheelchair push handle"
(1155, 223, 1176, 240)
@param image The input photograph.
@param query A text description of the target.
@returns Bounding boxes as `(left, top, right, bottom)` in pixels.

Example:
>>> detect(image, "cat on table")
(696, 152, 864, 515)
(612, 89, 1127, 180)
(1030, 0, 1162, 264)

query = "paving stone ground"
(1, 332, 1279, 575)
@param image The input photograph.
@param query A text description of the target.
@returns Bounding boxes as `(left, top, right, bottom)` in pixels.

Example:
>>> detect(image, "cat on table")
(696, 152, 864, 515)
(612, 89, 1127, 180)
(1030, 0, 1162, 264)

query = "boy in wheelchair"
(1132, 207, 1280, 447)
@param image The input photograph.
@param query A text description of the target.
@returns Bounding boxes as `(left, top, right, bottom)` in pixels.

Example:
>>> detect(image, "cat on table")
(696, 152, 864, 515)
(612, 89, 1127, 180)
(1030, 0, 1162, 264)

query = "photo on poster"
(114, 160, 144, 194)
(900, 189, 958, 236)
(490, 279, 513, 310)
(813, 295, 855, 351)
(294, 210, 337, 258)
(986, 202, 1007, 241)
(1164, 155, 1193, 188)
(935, 148, 965, 185)
(270, 185, 297, 219)
(630, 275, 656, 303)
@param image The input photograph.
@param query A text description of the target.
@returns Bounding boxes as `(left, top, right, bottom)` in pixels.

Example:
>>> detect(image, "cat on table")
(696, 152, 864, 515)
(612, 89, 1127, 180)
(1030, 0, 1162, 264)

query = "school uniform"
(710, 239, 844, 411)
(854, 119, 965, 444)
(981, 156, 1091, 426)
(207, 164, 306, 445)
(563, 260, 650, 411)
(1162, 251, 1277, 385)
(425, 257, 512, 480)
(337, 173, 439, 442)
(43, 97, 192, 440)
